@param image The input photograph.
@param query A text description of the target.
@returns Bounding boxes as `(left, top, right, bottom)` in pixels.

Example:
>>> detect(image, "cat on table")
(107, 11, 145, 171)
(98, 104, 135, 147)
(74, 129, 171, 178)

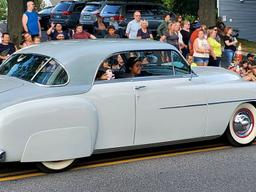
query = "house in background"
(217, 0, 256, 41)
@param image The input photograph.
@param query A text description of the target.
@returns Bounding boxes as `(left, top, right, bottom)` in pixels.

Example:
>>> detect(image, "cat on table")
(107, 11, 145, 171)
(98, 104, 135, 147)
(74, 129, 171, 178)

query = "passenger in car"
(124, 57, 143, 77)
(110, 55, 125, 72)
(95, 66, 114, 81)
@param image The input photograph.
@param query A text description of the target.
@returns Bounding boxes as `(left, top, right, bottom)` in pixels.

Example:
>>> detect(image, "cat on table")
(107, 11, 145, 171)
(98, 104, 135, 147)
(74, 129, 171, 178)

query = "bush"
(0, 0, 7, 20)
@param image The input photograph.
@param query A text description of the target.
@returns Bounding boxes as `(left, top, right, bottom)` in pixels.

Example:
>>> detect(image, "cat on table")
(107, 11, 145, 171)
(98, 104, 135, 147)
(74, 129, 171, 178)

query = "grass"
(238, 38, 256, 54)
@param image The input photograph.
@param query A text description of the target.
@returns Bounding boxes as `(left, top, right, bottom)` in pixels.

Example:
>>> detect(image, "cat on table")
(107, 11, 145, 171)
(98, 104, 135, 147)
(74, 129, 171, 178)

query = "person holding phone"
(46, 23, 69, 40)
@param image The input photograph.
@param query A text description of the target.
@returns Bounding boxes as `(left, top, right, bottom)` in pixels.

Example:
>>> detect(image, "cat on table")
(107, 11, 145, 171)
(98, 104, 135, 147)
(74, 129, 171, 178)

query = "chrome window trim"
(3, 53, 70, 88)
(94, 73, 198, 85)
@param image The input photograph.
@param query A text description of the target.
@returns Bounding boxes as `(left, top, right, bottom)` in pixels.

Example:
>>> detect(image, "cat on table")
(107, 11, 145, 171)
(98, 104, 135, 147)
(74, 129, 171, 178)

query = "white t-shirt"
(126, 19, 140, 39)
(193, 38, 210, 58)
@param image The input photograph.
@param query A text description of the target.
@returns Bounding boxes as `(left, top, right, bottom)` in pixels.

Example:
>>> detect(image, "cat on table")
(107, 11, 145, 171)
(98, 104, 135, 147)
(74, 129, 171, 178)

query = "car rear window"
(38, 7, 52, 14)
(101, 4, 121, 14)
(52, 2, 72, 12)
(84, 4, 100, 12)
(0, 54, 69, 86)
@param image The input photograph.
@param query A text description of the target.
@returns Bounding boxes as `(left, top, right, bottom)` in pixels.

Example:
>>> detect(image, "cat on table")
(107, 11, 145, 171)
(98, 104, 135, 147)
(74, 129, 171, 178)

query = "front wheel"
(36, 159, 75, 173)
(226, 103, 256, 146)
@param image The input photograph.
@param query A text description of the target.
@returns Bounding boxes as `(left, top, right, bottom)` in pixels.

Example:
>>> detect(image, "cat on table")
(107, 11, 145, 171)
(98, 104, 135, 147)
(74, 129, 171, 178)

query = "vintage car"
(0, 39, 255, 172)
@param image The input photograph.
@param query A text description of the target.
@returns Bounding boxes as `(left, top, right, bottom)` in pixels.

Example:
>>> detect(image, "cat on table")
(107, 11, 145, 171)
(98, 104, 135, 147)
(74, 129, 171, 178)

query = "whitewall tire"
(227, 103, 256, 146)
(36, 159, 75, 173)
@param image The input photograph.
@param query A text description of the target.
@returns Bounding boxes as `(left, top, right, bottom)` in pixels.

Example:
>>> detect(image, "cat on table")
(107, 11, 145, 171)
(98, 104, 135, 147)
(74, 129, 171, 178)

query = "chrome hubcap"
(233, 110, 254, 138)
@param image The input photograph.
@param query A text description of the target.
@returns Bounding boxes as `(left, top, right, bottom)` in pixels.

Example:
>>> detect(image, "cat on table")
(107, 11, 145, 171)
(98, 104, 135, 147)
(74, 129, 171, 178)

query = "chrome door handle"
(135, 85, 146, 90)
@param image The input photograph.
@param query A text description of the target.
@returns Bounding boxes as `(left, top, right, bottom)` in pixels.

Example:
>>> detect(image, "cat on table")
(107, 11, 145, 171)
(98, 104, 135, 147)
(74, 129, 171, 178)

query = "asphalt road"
(0, 142, 256, 192)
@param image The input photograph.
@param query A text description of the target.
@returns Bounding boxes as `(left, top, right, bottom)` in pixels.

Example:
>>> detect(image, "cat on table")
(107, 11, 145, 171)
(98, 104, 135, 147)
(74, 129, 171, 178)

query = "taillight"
(62, 11, 72, 16)
(113, 15, 124, 21)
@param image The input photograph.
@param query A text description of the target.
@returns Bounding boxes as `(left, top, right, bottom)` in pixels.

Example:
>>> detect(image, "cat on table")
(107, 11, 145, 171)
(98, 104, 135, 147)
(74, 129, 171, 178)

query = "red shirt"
(73, 31, 91, 39)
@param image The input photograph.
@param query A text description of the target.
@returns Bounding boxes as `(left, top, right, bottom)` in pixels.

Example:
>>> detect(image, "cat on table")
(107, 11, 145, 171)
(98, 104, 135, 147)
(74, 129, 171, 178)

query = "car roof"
(86, 1, 103, 5)
(16, 40, 176, 85)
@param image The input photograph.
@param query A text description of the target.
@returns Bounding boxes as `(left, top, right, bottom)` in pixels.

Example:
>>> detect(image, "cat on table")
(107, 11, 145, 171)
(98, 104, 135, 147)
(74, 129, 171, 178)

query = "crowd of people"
(0, 0, 255, 81)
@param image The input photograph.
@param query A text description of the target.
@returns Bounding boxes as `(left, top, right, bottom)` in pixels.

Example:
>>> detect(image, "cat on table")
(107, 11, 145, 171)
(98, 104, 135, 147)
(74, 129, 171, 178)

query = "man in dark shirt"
(0, 33, 16, 64)
(47, 23, 69, 40)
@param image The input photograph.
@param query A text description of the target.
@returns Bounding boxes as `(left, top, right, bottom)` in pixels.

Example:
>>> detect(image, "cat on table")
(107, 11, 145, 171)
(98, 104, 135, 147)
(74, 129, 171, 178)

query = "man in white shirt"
(126, 11, 141, 39)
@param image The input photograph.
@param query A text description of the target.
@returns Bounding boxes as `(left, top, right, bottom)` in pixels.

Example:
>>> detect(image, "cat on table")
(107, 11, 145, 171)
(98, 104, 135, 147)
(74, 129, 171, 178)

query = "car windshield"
(84, 4, 100, 12)
(52, 2, 72, 12)
(0, 54, 68, 86)
(101, 4, 121, 14)
(38, 7, 53, 14)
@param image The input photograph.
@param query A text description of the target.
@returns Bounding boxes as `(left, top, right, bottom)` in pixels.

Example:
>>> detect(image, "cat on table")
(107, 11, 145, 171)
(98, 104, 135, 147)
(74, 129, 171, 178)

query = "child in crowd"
(104, 25, 120, 38)
(33, 36, 41, 44)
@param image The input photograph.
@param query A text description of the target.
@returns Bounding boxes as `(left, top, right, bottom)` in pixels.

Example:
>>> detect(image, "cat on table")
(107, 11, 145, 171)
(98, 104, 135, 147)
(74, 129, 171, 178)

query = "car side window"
(171, 51, 190, 75)
(32, 59, 68, 85)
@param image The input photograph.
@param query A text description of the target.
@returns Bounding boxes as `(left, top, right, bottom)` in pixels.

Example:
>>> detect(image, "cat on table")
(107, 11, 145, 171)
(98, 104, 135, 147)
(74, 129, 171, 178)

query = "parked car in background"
(79, 1, 106, 31)
(0, 39, 256, 173)
(50, 0, 86, 29)
(38, 6, 54, 30)
(0, 20, 7, 33)
(100, 2, 171, 36)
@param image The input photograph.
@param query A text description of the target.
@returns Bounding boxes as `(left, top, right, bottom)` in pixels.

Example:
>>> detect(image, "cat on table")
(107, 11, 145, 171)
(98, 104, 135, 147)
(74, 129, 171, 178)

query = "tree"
(198, 0, 216, 26)
(7, 0, 42, 45)
(0, 0, 7, 20)
(7, 0, 25, 45)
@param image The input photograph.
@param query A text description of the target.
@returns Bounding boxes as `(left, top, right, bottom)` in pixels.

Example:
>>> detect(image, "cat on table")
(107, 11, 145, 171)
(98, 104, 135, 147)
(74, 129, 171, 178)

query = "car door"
(133, 50, 207, 145)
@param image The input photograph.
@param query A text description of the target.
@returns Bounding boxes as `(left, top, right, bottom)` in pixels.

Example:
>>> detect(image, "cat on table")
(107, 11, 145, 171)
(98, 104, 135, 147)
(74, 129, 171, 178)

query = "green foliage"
(161, 0, 175, 10)
(183, 14, 197, 23)
(0, 0, 7, 20)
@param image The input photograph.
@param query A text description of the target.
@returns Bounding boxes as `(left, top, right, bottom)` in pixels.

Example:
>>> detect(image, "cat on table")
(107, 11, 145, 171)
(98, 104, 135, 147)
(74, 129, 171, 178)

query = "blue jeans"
(224, 49, 235, 65)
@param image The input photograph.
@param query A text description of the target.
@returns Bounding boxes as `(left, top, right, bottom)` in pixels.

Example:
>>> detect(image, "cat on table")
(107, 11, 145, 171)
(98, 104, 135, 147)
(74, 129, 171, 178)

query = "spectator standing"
(176, 15, 183, 23)
(157, 14, 171, 39)
(94, 15, 107, 38)
(105, 25, 120, 38)
(22, 1, 41, 37)
(0, 33, 17, 64)
(180, 20, 191, 58)
(126, 11, 141, 39)
(160, 22, 179, 50)
(207, 28, 222, 67)
(223, 27, 238, 65)
(73, 24, 96, 39)
(137, 20, 153, 40)
(189, 24, 207, 56)
(47, 23, 69, 40)
(175, 22, 185, 52)
(193, 29, 211, 66)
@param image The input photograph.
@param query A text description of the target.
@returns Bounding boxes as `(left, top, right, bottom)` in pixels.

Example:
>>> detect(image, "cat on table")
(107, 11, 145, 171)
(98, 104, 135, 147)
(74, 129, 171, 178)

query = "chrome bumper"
(0, 150, 5, 162)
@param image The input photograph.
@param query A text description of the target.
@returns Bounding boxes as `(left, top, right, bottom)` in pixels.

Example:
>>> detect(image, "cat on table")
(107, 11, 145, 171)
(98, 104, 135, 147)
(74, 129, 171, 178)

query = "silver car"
(0, 39, 255, 172)
(79, 1, 105, 30)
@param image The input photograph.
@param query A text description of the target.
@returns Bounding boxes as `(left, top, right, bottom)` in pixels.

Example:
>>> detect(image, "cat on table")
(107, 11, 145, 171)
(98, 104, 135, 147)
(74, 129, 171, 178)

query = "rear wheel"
(36, 159, 75, 173)
(226, 103, 256, 146)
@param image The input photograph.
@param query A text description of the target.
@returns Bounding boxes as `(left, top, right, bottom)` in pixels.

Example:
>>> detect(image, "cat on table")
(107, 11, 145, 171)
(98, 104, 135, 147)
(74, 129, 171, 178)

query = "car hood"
(192, 66, 242, 83)
(0, 76, 91, 110)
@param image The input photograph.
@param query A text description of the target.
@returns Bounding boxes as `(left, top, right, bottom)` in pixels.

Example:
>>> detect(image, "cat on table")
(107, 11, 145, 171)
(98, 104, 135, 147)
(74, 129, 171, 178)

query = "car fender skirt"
(21, 127, 93, 162)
